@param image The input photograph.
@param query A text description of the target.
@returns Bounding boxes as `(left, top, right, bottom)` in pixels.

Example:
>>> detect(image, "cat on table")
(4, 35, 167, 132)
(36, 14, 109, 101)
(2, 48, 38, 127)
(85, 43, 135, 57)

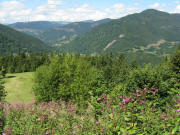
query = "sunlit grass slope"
(4, 72, 34, 104)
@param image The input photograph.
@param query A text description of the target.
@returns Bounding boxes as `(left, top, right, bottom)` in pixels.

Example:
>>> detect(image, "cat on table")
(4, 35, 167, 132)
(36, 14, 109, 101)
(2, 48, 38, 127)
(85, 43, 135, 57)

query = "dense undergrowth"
(1, 89, 180, 135)
(0, 46, 179, 134)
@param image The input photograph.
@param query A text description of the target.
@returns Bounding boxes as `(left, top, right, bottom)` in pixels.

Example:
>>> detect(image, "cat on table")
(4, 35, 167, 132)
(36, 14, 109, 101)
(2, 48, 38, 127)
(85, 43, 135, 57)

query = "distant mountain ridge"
(38, 18, 112, 46)
(58, 9, 180, 64)
(8, 21, 70, 30)
(8, 21, 71, 38)
(8, 19, 112, 46)
(0, 23, 51, 55)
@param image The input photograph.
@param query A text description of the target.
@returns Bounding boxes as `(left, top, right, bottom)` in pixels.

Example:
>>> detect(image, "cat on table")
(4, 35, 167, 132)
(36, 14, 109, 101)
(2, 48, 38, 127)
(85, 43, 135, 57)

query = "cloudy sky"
(0, 0, 180, 24)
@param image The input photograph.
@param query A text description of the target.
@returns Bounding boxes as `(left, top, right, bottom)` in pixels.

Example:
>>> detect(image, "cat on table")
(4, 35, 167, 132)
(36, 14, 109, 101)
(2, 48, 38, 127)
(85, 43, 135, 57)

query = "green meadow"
(4, 72, 34, 104)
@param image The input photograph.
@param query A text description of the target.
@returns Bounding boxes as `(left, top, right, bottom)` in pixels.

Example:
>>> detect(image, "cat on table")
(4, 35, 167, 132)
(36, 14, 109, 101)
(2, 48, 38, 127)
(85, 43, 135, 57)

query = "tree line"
(0, 53, 50, 73)
(0, 46, 179, 107)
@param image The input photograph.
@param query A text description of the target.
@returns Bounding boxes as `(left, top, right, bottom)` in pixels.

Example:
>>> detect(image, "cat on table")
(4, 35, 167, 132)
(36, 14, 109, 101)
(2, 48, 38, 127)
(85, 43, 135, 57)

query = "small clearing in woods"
(4, 72, 34, 104)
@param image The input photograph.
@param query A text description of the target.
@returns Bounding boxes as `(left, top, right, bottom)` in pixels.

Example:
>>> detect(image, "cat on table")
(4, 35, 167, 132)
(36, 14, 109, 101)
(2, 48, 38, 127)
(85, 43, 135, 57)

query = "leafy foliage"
(170, 45, 180, 74)
(0, 70, 6, 134)
(2, 90, 179, 135)
(33, 55, 103, 106)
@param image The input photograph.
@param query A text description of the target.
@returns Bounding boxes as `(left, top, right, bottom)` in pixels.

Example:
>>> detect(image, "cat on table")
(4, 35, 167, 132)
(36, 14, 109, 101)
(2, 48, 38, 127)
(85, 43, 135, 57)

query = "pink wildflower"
(136, 89, 141, 93)
(164, 118, 169, 121)
(102, 100, 106, 104)
(96, 121, 100, 125)
(45, 131, 50, 135)
(77, 129, 80, 133)
(100, 127, 104, 132)
(97, 97, 102, 101)
(176, 109, 180, 112)
(24, 131, 28, 135)
(72, 131, 76, 135)
(8, 129, 11, 133)
(123, 97, 130, 104)
(102, 93, 106, 99)
(144, 88, 148, 91)
(178, 98, 180, 104)
(163, 125, 166, 129)
(74, 125, 78, 128)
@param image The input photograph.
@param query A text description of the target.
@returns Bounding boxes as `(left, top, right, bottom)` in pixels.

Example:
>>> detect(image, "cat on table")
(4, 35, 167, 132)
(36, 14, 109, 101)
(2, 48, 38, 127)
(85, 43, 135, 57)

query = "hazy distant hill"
(8, 21, 70, 37)
(59, 9, 180, 64)
(0, 23, 51, 55)
(9, 21, 70, 30)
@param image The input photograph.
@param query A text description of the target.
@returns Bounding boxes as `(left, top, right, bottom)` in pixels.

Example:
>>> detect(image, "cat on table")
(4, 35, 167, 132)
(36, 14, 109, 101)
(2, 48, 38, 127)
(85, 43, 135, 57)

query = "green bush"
(33, 55, 102, 106)
(170, 45, 180, 74)
(120, 64, 179, 106)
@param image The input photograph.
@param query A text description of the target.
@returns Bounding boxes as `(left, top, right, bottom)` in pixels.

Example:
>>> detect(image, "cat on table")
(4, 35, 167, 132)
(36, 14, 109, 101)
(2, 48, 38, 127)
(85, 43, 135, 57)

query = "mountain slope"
(37, 18, 112, 46)
(9, 21, 70, 30)
(34, 18, 111, 46)
(0, 23, 51, 55)
(8, 21, 70, 37)
(60, 9, 179, 61)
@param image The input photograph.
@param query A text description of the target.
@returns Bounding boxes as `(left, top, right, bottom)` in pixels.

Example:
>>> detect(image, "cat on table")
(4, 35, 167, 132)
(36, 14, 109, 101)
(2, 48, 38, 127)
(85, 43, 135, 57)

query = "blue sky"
(0, 0, 179, 23)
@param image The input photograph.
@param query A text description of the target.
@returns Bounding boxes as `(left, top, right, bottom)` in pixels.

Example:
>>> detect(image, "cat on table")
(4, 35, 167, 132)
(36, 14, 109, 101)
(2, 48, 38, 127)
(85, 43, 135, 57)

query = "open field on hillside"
(4, 72, 34, 104)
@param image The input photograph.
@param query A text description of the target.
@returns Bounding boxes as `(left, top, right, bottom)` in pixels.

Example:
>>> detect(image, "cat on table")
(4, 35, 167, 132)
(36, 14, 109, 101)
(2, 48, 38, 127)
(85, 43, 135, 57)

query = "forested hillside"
(8, 21, 70, 37)
(8, 21, 69, 30)
(38, 18, 112, 46)
(59, 9, 180, 64)
(0, 23, 51, 55)
(8, 19, 111, 47)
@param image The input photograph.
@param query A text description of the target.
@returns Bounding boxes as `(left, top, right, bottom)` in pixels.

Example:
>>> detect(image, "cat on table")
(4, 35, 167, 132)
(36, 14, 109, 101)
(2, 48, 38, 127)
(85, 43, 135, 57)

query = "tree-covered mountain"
(37, 18, 112, 46)
(0, 23, 51, 56)
(8, 21, 70, 30)
(8, 19, 112, 47)
(8, 21, 70, 37)
(59, 9, 180, 64)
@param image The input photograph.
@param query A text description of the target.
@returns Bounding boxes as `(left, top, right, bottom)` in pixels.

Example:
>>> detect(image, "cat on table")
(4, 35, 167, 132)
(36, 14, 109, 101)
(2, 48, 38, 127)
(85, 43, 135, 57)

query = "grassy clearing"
(4, 72, 34, 104)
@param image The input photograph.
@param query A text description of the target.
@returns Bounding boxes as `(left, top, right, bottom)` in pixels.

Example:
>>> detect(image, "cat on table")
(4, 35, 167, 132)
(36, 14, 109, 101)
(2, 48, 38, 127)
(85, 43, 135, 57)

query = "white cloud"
(149, 3, 168, 11)
(105, 3, 139, 19)
(174, 1, 180, 4)
(0, 1, 32, 23)
(48, 0, 63, 5)
(149, 3, 160, 9)
(0, 0, 139, 24)
(173, 5, 180, 13)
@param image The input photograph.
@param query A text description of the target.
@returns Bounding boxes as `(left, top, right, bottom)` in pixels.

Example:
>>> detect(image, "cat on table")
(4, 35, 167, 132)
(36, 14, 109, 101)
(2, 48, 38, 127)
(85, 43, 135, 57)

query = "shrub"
(33, 55, 102, 106)
(120, 64, 179, 106)
(2, 89, 179, 135)
(170, 45, 180, 74)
